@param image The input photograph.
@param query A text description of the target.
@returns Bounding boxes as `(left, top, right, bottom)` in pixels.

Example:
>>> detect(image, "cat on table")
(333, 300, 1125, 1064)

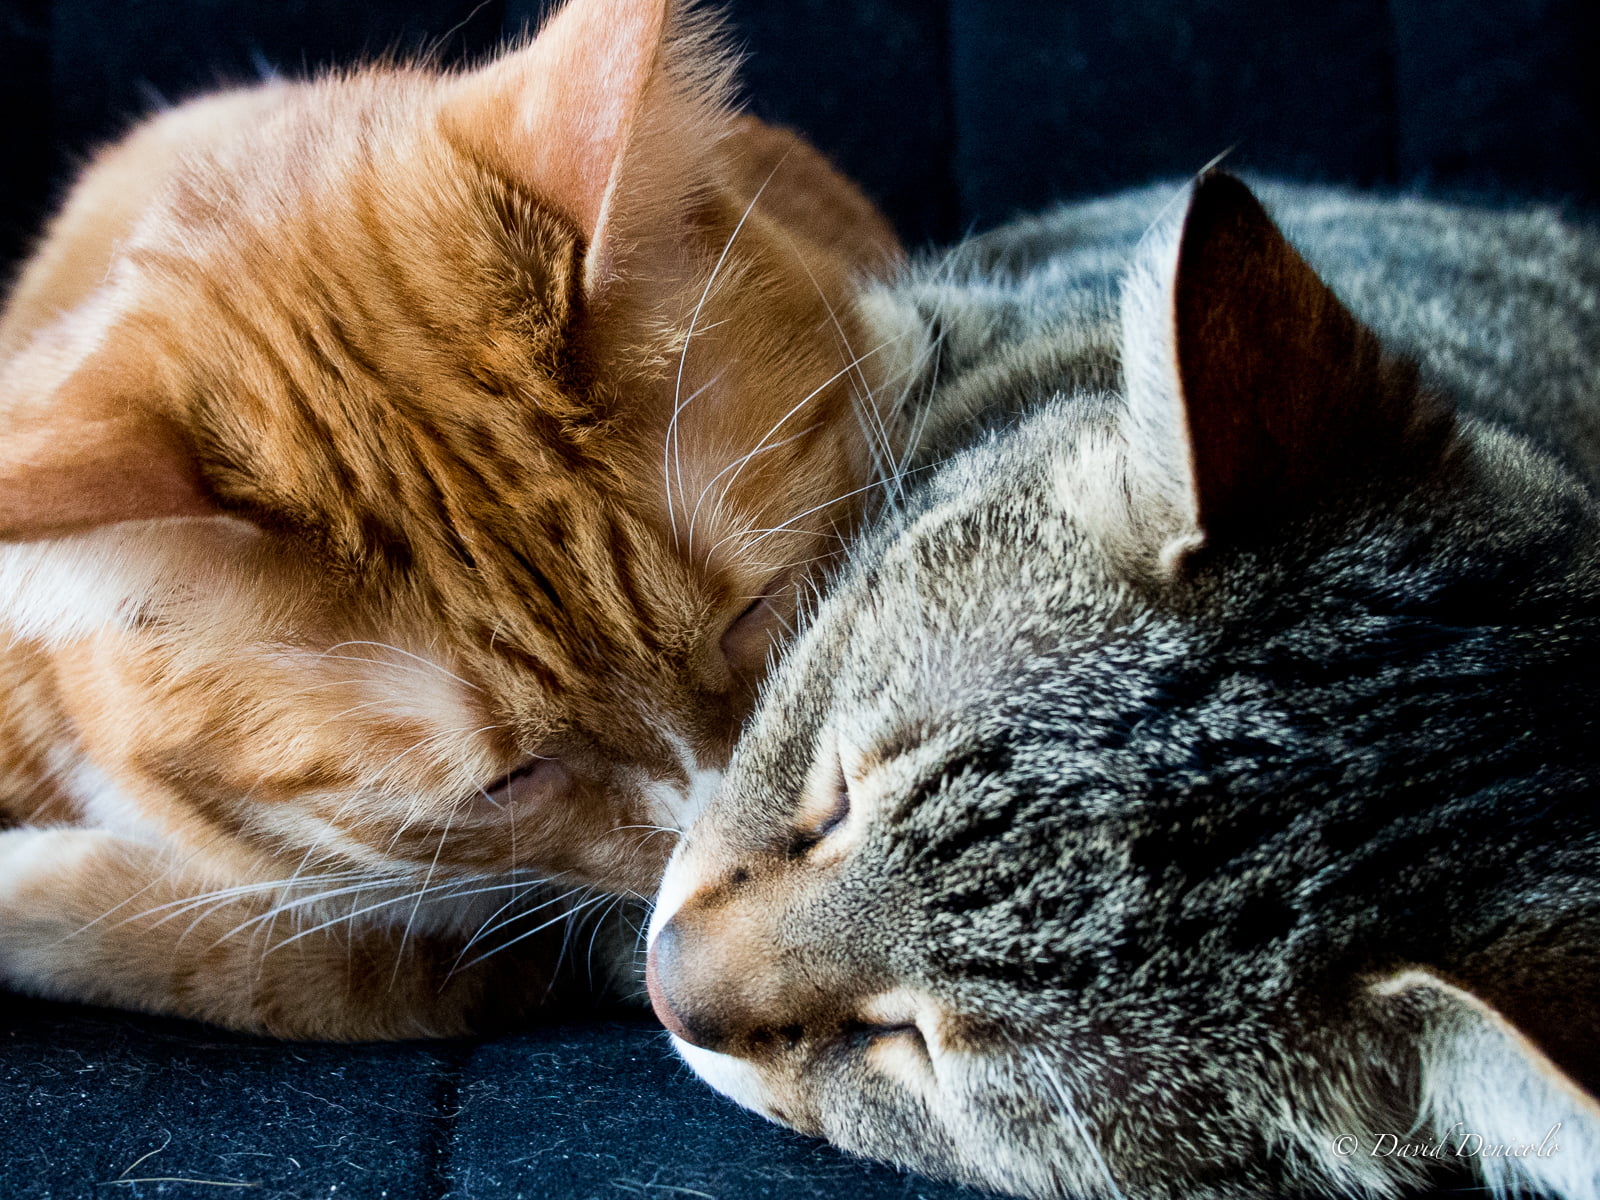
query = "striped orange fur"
(0, 0, 903, 1038)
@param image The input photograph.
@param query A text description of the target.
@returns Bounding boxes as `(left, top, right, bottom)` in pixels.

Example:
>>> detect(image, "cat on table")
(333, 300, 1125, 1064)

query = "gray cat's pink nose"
(646, 917, 730, 1050)
(647, 880, 842, 1059)
(645, 920, 693, 1042)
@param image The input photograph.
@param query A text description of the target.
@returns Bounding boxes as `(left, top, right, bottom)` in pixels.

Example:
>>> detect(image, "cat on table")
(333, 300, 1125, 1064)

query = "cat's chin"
(669, 1035, 779, 1122)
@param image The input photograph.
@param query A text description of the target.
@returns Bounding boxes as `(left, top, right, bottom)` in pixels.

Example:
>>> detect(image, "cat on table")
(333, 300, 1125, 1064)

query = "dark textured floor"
(0, 993, 975, 1200)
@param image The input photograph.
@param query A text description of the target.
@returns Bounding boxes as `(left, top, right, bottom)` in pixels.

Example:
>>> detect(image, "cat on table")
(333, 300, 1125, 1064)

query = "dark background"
(1, 1, 1595, 1197)
(3, 0, 1599, 275)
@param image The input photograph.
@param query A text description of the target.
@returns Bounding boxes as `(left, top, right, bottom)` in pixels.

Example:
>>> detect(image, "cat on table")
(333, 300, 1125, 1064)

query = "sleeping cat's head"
(0, 0, 903, 891)
(647, 174, 1600, 1198)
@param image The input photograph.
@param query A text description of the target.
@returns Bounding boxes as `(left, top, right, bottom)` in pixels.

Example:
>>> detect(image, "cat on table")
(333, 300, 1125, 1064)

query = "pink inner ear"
(0, 411, 213, 541)
(442, 0, 672, 241)
(0, 345, 214, 541)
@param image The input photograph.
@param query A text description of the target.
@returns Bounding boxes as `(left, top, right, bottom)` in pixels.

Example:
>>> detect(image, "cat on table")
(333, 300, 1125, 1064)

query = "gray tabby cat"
(642, 172, 1600, 1200)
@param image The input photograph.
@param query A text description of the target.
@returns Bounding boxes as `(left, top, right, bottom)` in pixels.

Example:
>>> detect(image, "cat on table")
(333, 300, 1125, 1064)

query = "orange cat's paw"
(0, 827, 129, 993)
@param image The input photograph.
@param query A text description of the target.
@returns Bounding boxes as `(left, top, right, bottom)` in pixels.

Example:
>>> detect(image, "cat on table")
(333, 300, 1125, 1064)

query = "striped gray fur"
(650, 176, 1600, 1200)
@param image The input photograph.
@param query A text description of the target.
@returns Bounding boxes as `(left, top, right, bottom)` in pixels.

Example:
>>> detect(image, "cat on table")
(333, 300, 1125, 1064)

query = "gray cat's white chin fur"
(669, 1036, 781, 1121)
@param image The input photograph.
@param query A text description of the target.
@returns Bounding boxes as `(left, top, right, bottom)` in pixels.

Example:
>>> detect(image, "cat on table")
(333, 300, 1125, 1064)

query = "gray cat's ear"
(1359, 967, 1600, 1198)
(1120, 172, 1453, 571)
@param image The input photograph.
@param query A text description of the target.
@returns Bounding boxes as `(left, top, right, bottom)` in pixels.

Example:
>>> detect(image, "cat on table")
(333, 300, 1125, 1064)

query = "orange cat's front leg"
(0, 828, 606, 1040)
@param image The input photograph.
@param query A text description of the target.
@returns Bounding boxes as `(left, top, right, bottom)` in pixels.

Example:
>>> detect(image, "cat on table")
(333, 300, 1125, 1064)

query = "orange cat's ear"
(1120, 172, 1453, 569)
(0, 330, 213, 541)
(443, 0, 729, 292)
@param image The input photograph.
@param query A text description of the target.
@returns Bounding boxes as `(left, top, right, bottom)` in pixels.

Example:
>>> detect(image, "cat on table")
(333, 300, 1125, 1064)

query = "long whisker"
(455, 884, 594, 961)
(139, 872, 380, 933)
(687, 337, 898, 562)
(885, 303, 951, 504)
(782, 236, 904, 501)
(665, 151, 794, 545)
(443, 882, 596, 988)
(612, 823, 685, 836)
(110, 871, 361, 927)
(768, 211, 934, 525)
(321, 641, 482, 694)
(249, 874, 487, 954)
(64, 844, 256, 941)
(454, 891, 614, 974)
(1026, 1044, 1130, 1200)
(710, 474, 915, 560)
(685, 426, 818, 561)
(390, 803, 456, 989)
(584, 892, 629, 987)
(210, 873, 447, 948)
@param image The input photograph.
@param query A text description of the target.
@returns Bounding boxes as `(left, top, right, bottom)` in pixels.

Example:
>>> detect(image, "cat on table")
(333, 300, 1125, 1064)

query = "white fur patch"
(647, 842, 697, 946)
(644, 736, 731, 947)
(674, 1035, 779, 1119)
(640, 729, 724, 842)
(0, 827, 114, 985)
(55, 758, 165, 843)
(0, 825, 99, 890)
(0, 517, 258, 645)
(643, 765, 723, 838)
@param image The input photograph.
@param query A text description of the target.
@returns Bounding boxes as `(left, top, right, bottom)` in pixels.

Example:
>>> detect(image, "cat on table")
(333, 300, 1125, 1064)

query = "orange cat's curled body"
(0, 0, 904, 1038)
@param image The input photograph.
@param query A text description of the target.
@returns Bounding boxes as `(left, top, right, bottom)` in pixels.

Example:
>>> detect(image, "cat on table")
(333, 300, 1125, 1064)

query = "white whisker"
(710, 475, 907, 559)
(687, 337, 898, 562)
(665, 152, 793, 543)
(454, 891, 613, 974)
(321, 640, 482, 694)
(455, 884, 593, 962)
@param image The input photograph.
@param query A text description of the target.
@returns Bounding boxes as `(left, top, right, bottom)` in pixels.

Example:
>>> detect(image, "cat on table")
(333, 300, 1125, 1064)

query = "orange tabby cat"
(0, 0, 903, 1038)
